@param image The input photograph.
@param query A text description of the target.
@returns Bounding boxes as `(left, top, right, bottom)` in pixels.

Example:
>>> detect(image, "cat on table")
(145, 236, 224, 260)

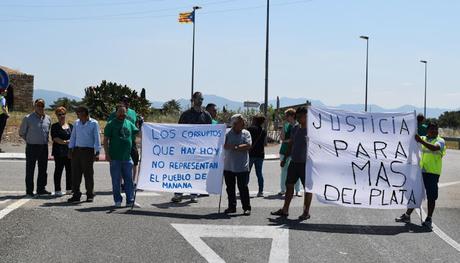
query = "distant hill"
(34, 89, 80, 104)
(34, 90, 452, 118)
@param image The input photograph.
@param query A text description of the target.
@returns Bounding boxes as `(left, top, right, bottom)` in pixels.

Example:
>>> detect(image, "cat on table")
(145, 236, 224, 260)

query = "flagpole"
(191, 6, 201, 104)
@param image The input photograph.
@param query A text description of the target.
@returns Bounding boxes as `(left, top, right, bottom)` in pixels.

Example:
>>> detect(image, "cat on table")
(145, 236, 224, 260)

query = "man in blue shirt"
(67, 106, 101, 203)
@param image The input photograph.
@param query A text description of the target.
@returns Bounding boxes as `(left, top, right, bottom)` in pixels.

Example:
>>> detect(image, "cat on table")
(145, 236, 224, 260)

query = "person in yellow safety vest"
(395, 122, 446, 230)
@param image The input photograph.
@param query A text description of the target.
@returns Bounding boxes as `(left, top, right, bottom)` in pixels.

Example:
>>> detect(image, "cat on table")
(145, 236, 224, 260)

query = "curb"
(0, 153, 281, 161)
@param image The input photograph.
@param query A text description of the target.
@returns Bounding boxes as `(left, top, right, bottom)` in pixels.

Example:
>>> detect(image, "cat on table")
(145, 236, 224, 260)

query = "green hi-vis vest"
(420, 136, 446, 175)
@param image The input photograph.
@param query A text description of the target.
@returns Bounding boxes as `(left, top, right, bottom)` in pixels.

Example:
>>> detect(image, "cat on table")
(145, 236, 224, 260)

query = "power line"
(0, 0, 166, 8)
(0, 0, 312, 22)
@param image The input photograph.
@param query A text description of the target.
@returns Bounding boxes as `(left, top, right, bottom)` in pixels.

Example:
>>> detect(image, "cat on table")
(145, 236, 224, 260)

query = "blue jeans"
(110, 160, 134, 204)
(248, 157, 264, 193)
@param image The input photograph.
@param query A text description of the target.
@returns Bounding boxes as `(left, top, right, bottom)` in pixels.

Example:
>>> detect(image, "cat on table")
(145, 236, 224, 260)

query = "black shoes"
(67, 196, 81, 203)
(37, 190, 52, 196)
(86, 196, 94, 203)
(224, 208, 236, 214)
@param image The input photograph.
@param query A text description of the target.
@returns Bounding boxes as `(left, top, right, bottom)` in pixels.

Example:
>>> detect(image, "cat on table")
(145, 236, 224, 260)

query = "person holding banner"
(223, 114, 252, 215)
(278, 108, 301, 197)
(104, 104, 140, 208)
(271, 106, 312, 220)
(171, 91, 212, 203)
(395, 122, 446, 230)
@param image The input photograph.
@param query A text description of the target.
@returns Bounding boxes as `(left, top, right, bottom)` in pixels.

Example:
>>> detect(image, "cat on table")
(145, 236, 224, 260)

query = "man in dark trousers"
(67, 106, 101, 203)
(19, 99, 52, 197)
(271, 106, 313, 220)
(171, 91, 212, 203)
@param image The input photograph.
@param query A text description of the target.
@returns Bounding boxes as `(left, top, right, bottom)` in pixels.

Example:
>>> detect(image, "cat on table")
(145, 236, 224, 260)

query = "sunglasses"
(57, 113, 66, 116)
(36, 105, 45, 108)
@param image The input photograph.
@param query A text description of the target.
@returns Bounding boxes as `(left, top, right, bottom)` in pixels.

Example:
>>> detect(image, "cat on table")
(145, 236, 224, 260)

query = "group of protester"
(15, 91, 445, 229)
(18, 96, 141, 208)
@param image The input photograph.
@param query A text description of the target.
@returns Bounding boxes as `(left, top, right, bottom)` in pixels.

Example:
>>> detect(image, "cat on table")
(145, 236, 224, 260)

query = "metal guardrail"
(444, 137, 460, 150)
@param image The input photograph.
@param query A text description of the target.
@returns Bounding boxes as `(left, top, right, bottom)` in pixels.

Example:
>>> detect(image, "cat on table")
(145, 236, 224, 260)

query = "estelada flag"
(178, 11, 194, 23)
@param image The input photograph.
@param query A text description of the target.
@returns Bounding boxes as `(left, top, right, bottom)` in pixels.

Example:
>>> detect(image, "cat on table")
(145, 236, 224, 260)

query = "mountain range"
(35, 89, 453, 118)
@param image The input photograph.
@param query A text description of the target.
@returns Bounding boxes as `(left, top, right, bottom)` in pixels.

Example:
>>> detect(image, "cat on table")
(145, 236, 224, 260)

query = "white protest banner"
(306, 106, 424, 209)
(137, 123, 226, 194)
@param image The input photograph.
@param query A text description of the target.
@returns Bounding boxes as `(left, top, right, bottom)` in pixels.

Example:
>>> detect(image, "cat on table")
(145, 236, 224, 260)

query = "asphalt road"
(0, 151, 459, 263)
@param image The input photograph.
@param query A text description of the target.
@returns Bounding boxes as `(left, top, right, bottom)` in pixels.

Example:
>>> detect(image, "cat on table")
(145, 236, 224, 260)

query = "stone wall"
(9, 74, 34, 112)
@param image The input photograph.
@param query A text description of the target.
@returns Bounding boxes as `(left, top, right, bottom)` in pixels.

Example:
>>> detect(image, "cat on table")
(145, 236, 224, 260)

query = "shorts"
(286, 162, 306, 186)
(131, 144, 139, 166)
(423, 172, 440, 201)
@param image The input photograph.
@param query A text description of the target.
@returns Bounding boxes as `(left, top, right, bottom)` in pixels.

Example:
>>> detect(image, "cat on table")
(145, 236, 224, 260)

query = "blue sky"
(2, 0, 459, 109)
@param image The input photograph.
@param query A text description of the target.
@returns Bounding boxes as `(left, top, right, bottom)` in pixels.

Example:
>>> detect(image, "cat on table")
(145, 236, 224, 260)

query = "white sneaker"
(55, 191, 64, 197)
(127, 202, 141, 208)
(114, 202, 122, 208)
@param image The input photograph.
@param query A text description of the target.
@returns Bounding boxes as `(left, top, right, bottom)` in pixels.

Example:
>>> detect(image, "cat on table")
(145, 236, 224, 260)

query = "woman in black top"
(51, 107, 73, 196)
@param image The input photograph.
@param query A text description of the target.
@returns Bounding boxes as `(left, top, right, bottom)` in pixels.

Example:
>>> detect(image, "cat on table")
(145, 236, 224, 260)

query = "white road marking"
(416, 209, 460, 252)
(0, 191, 161, 196)
(439, 181, 460, 188)
(0, 199, 9, 204)
(0, 198, 31, 220)
(134, 192, 161, 196)
(172, 224, 289, 263)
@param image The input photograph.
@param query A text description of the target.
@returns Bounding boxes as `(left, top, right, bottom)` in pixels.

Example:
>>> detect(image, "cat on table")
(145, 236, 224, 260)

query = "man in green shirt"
(104, 105, 140, 208)
(417, 114, 428, 136)
(108, 95, 140, 190)
(206, 103, 219, 124)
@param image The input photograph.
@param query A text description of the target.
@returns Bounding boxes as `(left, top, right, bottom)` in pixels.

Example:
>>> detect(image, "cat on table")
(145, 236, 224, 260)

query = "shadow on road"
(263, 194, 285, 200)
(0, 195, 27, 201)
(126, 209, 232, 220)
(267, 217, 430, 235)
(76, 205, 118, 214)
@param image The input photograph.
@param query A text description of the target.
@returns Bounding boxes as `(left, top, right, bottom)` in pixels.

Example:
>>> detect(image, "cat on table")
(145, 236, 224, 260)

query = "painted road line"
(172, 224, 289, 263)
(0, 199, 9, 204)
(416, 209, 460, 252)
(0, 198, 31, 220)
(439, 181, 460, 188)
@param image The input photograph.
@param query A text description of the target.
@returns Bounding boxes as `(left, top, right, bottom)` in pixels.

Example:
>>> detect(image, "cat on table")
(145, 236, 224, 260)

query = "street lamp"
(420, 60, 428, 117)
(190, 6, 202, 103)
(360, 35, 369, 112)
(263, 0, 270, 131)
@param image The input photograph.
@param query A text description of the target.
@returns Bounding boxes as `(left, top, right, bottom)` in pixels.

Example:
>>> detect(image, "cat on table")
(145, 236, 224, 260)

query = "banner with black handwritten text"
(138, 123, 226, 194)
(306, 107, 424, 209)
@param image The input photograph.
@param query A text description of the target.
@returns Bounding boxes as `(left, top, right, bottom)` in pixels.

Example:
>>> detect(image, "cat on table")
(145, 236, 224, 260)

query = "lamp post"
(263, 0, 270, 130)
(190, 6, 202, 103)
(420, 60, 428, 117)
(360, 35, 369, 112)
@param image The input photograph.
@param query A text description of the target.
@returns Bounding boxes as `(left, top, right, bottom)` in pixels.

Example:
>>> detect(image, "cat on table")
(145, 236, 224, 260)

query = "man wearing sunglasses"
(19, 98, 52, 197)
(171, 91, 212, 203)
